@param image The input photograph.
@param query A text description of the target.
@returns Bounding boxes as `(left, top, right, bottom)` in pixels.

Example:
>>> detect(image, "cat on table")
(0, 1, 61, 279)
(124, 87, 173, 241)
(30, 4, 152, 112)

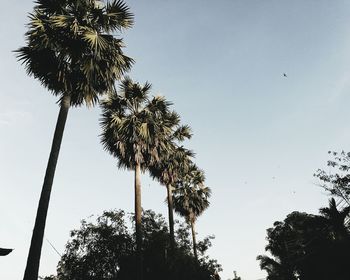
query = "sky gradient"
(1, 1, 350, 279)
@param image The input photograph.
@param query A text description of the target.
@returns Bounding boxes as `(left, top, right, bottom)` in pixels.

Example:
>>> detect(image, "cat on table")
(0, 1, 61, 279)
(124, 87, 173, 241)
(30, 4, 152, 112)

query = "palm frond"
(16, 0, 134, 107)
(105, 0, 134, 31)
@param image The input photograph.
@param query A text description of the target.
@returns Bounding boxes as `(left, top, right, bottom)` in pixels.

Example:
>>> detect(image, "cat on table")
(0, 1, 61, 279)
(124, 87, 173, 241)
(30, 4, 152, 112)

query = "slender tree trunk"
(23, 95, 71, 280)
(190, 219, 198, 260)
(166, 184, 175, 254)
(134, 163, 143, 280)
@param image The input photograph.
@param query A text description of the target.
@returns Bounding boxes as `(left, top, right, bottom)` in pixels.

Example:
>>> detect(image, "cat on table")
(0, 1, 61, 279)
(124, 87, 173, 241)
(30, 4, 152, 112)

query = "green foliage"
(257, 199, 350, 280)
(16, 0, 134, 106)
(100, 77, 185, 170)
(45, 209, 221, 280)
(173, 165, 211, 223)
(149, 146, 194, 188)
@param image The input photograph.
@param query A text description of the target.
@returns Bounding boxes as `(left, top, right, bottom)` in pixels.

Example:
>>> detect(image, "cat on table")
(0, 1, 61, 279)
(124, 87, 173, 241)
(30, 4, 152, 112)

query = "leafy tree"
(173, 165, 211, 260)
(100, 78, 184, 279)
(315, 151, 350, 205)
(258, 204, 350, 280)
(16, 1, 133, 279)
(44, 209, 221, 280)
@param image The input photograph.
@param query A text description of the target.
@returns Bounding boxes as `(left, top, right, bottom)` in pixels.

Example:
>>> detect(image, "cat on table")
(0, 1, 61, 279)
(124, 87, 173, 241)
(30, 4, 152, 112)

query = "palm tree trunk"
(166, 184, 175, 254)
(134, 162, 143, 280)
(190, 220, 198, 260)
(23, 94, 71, 280)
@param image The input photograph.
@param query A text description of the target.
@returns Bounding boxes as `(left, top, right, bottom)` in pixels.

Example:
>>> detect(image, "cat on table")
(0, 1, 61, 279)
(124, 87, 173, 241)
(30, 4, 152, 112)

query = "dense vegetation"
(42, 210, 221, 280)
(257, 201, 350, 280)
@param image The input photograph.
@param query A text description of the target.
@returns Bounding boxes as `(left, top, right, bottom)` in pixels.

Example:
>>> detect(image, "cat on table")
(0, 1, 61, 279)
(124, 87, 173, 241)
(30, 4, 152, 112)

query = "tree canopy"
(44, 209, 221, 280)
(257, 199, 350, 280)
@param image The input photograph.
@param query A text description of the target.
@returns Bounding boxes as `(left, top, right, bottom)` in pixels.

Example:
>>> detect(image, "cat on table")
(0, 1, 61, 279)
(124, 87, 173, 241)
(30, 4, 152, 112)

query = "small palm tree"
(319, 198, 350, 240)
(100, 77, 182, 280)
(149, 145, 194, 252)
(16, 1, 133, 279)
(173, 165, 211, 260)
(257, 255, 297, 280)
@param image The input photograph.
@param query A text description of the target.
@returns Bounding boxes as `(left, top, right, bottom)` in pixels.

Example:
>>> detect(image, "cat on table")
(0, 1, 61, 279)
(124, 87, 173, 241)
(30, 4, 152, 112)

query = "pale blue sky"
(1, 1, 350, 279)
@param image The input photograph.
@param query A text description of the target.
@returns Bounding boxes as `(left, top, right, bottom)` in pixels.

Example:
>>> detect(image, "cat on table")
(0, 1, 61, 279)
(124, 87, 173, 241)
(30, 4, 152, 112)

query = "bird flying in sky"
(0, 248, 13, 256)
(283, 73, 288, 77)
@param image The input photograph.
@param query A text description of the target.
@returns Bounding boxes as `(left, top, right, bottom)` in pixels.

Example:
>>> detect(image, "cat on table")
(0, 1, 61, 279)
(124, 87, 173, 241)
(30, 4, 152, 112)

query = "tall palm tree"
(173, 165, 211, 260)
(149, 145, 194, 253)
(16, 1, 133, 279)
(100, 77, 181, 280)
(319, 198, 350, 240)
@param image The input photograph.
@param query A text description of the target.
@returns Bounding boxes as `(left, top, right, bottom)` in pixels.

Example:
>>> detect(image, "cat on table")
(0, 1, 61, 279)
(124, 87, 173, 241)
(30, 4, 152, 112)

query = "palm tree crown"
(100, 77, 185, 169)
(173, 165, 211, 223)
(319, 198, 350, 239)
(149, 145, 194, 187)
(16, 0, 134, 106)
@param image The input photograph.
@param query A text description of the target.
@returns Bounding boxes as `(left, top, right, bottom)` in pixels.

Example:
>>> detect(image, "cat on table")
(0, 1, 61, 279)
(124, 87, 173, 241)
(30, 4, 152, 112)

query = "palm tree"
(149, 145, 194, 253)
(173, 165, 211, 260)
(256, 255, 297, 280)
(16, 1, 133, 279)
(319, 198, 350, 240)
(100, 77, 182, 280)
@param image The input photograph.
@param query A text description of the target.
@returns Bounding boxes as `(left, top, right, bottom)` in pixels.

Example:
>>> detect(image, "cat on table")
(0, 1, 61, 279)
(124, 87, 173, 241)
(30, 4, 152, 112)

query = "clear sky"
(1, 1, 350, 279)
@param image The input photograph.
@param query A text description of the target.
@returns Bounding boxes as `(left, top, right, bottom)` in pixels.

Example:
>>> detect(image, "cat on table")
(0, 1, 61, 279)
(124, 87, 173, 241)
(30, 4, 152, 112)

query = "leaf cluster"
(173, 165, 211, 223)
(16, 0, 134, 106)
(314, 150, 350, 204)
(100, 78, 188, 170)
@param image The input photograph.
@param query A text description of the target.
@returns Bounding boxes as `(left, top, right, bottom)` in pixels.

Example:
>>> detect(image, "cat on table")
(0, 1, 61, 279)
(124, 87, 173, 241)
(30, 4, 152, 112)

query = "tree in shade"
(16, 1, 133, 278)
(100, 78, 183, 280)
(173, 165, 211, 260)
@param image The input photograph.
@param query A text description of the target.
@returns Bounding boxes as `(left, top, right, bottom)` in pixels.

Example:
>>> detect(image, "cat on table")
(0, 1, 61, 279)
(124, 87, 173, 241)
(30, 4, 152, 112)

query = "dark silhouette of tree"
(257, 255, 296, 280)
(257, 203, 350, 280)
(16, 1, 133, 279)
(173, 165, 211, 260)
(319, 197, 350, 241)
(229, 271, 241, 280)
(44, 209, 221, 280)
(100, 78, 185, 280)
